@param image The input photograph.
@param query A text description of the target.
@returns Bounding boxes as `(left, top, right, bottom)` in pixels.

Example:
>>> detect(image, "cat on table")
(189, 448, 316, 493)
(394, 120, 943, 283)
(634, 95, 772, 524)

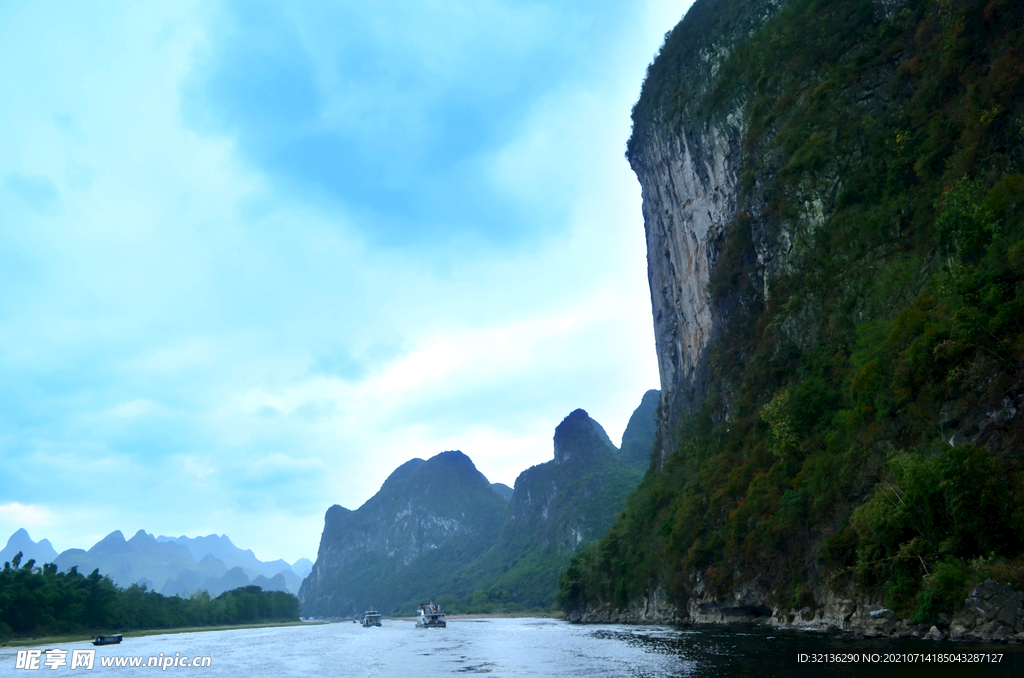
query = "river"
(3, 618, 1022, 676)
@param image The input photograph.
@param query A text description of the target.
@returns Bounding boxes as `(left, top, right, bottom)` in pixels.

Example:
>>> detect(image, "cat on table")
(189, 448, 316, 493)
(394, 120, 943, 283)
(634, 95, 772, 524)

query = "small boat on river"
(92, 635, 123, 646)
(362, 609, 382, 627)
(415, 602, 446, 629)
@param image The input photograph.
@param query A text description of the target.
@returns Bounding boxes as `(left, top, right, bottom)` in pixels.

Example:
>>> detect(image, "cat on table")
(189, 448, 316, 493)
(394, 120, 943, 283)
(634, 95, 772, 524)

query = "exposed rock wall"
(627, 0, 783, 465)
(298, 451, 507, 617)
(501, 409, 631, 553)
(632, 117, 744, 468)
(614, 0, 1024, 642)
(569, 579, 1024, 643)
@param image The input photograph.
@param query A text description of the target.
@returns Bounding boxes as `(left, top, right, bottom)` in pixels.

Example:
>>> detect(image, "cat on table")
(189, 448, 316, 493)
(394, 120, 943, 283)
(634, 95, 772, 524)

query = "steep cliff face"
(298, 451, 507, 617)
(620, 389, 660, 468)
(300, 393, 658, 613)
(628, 0, 783, 465)
(563, 0, 1024, 635)
(456, 406, 648, 607)
(502, 409, 636, 553)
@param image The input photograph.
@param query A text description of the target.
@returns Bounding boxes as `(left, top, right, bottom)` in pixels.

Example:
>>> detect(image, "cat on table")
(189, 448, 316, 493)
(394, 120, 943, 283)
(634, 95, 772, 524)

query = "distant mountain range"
(5, 390, 658, 614)
(299, 390, 658, 617)
(0, 528, 58, 566)
(1, 528, 309, 597)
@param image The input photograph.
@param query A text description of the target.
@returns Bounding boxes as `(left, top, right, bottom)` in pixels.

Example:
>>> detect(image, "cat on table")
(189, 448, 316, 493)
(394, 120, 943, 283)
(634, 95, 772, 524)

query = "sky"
(0, 0, 692, 564)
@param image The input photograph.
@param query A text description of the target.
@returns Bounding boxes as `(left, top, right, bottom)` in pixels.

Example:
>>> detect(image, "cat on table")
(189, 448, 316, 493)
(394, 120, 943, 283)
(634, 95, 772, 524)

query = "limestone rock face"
(552, 409, 616, 466)
(298, 451, 507, 617)
(631, 116, 744, 466)
(627, 0, 784, 465)
(949, 580, 1024, 642)
(503, 409, 631, 553)
(620, 389, 660, 469)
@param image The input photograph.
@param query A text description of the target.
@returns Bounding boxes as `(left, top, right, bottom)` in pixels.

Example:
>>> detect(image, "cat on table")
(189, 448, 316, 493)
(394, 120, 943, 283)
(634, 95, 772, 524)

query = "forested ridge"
(561, 0, 1024, 624)
(0, 552, 299, 640)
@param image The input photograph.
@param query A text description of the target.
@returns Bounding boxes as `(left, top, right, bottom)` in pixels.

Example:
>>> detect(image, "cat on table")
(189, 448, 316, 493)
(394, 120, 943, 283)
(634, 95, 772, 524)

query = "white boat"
(362, 609, 382, 627)
(415, 602, 446, 628)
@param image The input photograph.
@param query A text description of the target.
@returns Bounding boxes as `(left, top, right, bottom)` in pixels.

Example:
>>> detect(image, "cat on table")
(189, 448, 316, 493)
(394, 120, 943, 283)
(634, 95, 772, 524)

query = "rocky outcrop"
(950, 580, 1024, 642)
(627, 0, 785, 465)
(501, 409, 637, 553)
(570, 579, 1024, 643)
(567, 584, 683, 624)
(619, 389, 660, 469)
(298, 451, 508, 617)
(473, 408, 645, 607)
(551, 409, 617, 466)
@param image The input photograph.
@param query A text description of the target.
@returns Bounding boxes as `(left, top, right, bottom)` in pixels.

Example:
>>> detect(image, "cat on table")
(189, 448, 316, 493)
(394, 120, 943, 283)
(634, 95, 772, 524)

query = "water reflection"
(589, 623, 1024, 677)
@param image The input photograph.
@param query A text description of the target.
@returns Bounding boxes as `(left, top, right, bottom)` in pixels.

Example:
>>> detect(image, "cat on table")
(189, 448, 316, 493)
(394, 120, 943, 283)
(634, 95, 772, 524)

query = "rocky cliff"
(629, 0, 782, 466)
(300, 393, 658, 614)
(619, 389, 660, 468)
(477, 408, 647, 606)
(298, 451, 508, 617)
(562, 0, 1024, 637)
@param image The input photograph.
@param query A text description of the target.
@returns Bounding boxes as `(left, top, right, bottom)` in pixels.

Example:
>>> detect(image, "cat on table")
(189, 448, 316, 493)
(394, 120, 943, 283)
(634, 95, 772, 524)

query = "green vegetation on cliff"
(0, 552, 299, 641)
(302, 402, 657, 617)
(561, 0, 1024, 623)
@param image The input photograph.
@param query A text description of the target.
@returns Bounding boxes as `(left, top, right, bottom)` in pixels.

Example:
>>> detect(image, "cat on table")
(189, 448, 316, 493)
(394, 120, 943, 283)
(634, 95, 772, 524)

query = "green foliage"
(852, 446, 1021, 617)
(561, 0, 1024, 619)
(0, 556, 298, 640)
(936, 176, 995, 259)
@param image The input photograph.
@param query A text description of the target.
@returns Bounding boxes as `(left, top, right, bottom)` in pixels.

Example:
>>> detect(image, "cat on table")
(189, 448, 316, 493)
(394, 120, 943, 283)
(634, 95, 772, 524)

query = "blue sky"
(0, 0, 690, 563)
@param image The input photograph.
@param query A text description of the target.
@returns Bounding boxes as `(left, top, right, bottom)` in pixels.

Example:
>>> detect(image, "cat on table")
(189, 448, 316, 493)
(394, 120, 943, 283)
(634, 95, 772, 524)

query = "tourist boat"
(415, 602, 446, 628)
(362, 609, 382, 627)
(92, 635, 123, 646)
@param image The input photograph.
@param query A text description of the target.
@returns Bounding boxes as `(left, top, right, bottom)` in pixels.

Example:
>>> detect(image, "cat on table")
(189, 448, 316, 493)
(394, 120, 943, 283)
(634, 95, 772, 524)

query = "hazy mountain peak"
(1, 528, 59, 565)
(490, 482, 513, 500)
(620, 389, 660, 469)
(382, 458, 426, 486)
(130, 529, 155, 543)
(89, 530, 133, 554)
(553, 409, 617, 465)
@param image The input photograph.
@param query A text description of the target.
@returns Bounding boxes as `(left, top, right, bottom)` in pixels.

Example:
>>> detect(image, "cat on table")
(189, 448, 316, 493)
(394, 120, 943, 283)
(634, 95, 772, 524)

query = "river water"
(3, 618, 1023, 677)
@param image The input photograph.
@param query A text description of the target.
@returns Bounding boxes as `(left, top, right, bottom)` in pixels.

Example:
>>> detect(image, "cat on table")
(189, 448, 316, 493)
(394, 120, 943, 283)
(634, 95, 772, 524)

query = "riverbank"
(3, 620, 320, 647)
(387, 611, 565, 622)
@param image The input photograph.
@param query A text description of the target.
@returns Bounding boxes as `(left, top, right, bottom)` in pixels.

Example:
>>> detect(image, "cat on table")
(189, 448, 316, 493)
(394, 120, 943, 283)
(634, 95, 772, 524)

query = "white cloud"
(106, 399, 169, 419)
(0, 0, 679, 563)
(0, 503, 54, 529)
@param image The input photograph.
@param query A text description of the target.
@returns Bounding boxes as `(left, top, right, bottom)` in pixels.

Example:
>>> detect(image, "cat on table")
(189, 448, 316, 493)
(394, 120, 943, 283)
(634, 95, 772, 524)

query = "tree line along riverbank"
(1, 552, 299, 642)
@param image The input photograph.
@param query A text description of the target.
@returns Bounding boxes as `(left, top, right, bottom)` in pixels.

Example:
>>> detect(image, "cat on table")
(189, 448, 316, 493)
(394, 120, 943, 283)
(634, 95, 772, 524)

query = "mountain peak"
(1, 528, 59, 565)
(553, 409, 616, 465)
(88, 530, 136, 557)
(620, 389, 660, 469)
